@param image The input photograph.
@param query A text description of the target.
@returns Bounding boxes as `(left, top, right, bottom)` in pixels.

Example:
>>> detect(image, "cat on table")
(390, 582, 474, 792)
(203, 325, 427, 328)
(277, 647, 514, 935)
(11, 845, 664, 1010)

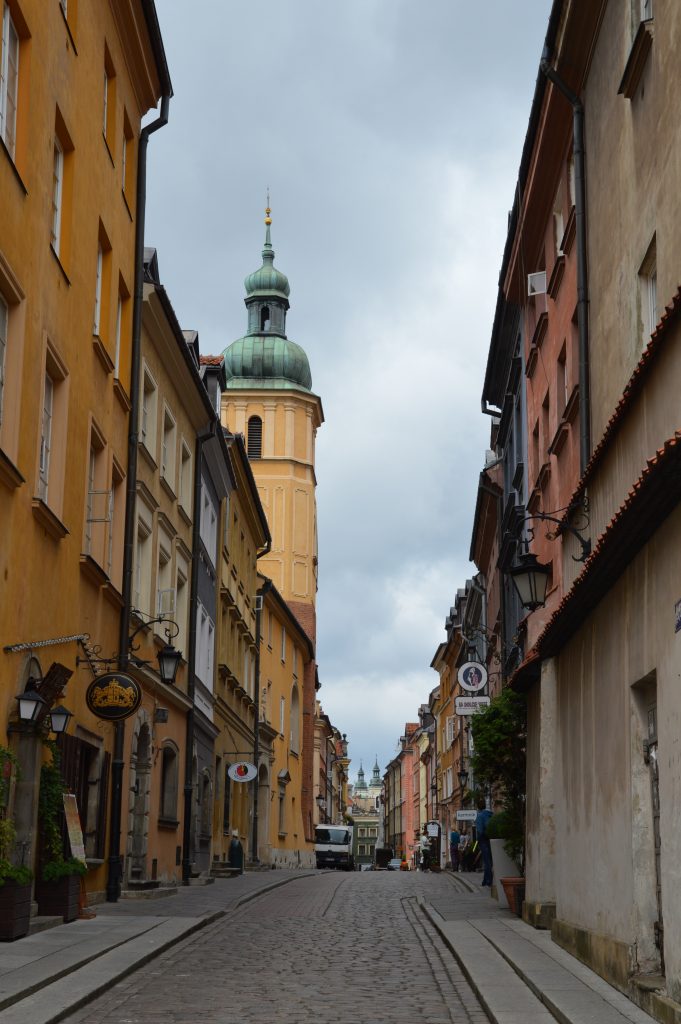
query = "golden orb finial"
(265, 188, 272, 226)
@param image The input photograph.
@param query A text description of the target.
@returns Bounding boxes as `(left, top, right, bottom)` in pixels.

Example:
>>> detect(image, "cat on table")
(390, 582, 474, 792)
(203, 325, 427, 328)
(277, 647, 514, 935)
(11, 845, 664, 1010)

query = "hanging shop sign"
(426, 820, 440, 837)
(456, 809, 477, 822)
(228, 762, 257, 783)
(63, 794, 86, 863)
(455, 695, 491, 715)
(85, 672, 142, 721)
(457, 661, 488, 693)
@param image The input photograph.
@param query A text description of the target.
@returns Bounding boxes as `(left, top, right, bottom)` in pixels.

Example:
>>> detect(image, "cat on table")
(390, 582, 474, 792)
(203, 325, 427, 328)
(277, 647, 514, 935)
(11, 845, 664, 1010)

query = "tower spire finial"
(265, 187, 271, 226)
(263, 190, 273, 257)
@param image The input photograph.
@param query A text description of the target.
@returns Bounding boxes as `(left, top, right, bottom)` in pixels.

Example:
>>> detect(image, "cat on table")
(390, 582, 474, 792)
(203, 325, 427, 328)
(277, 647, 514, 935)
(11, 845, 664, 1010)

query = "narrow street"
(65, 873, 488, 1024)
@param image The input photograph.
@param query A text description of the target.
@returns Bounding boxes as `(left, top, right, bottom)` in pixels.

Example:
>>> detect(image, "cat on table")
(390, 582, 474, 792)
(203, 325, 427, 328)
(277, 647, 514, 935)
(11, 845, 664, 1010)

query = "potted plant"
(35, 745, 86, 923)
(0, 747, 33, 940)
(470, 686, 527, 916)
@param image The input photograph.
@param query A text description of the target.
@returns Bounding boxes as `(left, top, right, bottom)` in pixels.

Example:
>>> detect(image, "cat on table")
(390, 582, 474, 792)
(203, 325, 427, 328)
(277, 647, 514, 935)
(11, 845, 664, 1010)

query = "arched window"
(290, 684, 300, 753)
(247, 415, 262, 460)
(159, 742, 179, 822)
(260, 306, 271, 331)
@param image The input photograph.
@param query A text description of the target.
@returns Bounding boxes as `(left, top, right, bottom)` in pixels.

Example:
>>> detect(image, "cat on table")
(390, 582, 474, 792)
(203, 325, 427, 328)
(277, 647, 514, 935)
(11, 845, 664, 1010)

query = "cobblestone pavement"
(64, 872, 490, 1024)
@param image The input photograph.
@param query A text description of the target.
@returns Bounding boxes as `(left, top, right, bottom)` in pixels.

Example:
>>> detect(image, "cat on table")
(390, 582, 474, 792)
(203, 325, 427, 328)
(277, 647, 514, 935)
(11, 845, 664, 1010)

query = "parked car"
(386, 858, 403, 871)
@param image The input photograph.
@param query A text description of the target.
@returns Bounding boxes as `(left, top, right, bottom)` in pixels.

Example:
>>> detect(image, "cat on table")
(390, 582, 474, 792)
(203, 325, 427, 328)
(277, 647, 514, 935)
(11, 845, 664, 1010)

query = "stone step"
(27, 916, 63, 936)
(118, 886, 178, 900)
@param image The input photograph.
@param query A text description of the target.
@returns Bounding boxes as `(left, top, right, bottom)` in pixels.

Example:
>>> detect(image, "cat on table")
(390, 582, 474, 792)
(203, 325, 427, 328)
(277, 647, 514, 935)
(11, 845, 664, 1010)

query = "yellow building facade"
(0, 0, 169, 899)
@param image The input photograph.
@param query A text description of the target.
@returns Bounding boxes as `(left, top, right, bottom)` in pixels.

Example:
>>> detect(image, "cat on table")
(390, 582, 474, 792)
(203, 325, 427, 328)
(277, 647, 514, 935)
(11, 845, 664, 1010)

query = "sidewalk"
(424, 871, 657, 1024)
(0, 871, 313, 1024)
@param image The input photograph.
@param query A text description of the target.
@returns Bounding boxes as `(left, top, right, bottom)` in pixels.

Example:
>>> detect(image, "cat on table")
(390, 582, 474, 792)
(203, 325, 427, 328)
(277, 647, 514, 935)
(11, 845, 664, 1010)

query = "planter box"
(0, 881, 32, 940)
(500, 876, 525, 917)
(35, 874, 80, 923)
(490, 838, 520, 909)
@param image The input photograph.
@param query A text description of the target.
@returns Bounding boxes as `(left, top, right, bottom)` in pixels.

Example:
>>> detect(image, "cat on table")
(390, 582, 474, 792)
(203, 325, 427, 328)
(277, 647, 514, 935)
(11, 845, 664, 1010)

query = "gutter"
(540, 48, 591, 477)
(108, 89, 171, 904)
(182, 421, 217, 884)
(250, 577, 273, 864)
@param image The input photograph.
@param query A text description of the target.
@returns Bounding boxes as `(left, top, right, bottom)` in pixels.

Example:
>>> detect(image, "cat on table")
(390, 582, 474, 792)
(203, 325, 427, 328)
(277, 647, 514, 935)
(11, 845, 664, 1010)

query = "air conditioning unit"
(527, 271, 547, 297)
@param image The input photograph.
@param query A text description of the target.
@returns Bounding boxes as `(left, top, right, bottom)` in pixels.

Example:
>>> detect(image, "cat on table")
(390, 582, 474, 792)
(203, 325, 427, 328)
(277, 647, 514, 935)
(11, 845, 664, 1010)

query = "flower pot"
(490, 839, 521, 908)
(500, 876, 525, 917)
(0, 881, 32, 940)
(35, 874, 81, 923)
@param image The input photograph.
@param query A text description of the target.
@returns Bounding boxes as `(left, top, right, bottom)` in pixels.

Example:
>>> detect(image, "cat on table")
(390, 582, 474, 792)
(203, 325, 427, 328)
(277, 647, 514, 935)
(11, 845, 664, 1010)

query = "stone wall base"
(551, 916, 635, 991)
(523, 900, 556, 930)
(268, 849, 315, 870)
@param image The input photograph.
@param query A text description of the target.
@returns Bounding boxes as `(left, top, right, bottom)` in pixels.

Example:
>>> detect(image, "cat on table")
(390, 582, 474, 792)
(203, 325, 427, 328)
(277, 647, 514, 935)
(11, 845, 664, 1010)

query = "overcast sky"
(145, 0, 553, 780)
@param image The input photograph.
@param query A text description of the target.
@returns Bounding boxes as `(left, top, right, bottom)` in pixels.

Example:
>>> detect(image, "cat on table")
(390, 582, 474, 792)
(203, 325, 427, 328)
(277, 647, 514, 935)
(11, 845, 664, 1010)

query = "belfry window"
(260, 306, 270, 331)
(247, 415, 262, 460)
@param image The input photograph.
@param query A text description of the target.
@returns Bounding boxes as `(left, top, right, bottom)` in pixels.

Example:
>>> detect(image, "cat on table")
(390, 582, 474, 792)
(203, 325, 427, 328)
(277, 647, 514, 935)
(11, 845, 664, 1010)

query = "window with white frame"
(445, 716, 455, 746)
(195, 601, 215, 688)
(156, 533, 174, 619)
(38, 373, 54, 502)
(84, 430, 109, 562)
(199, 480, 217, 564)
(446, 767, 453, 799)
(51, 138, 64, 256)
(140, 365, 158, 455)
(175, 557, 188, 657)
(161, 404, 176, 488)
(290, 684, 300, 752)
(0, 293, 7, 426)
(134, 508, 152, 614)
(641, 0, 652, 20)
(93, 245, 103, 335)
(279, 696, 285, 735)
(107, 461, 124, 582)
(179, 440, 192, 514)
(280, 624, 286, 663)
(0, 2, 19, 159)
(553, 187, 564, 257)
(114, 292, 122, 377)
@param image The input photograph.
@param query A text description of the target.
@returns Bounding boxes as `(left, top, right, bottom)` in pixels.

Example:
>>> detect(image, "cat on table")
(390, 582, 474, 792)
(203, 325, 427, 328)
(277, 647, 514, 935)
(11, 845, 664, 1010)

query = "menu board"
(63, 793, 86, 864)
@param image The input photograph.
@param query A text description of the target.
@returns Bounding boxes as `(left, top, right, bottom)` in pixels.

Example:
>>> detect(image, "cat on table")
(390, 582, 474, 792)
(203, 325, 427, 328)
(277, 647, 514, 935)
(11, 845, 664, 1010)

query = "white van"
(314, 825, 354, 870)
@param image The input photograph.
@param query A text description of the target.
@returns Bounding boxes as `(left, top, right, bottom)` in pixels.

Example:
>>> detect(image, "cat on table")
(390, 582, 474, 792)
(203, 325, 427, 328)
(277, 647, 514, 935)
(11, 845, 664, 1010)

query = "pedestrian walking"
(459, 828, 471, 870)
(449, 827, 461, 871)
(419, 827, 431, 871)
(475, 799, 493, 887)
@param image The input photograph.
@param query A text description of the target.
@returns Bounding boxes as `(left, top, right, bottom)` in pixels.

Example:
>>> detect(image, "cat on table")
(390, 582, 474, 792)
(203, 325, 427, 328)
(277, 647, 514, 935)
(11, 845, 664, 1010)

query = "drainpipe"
(250, 576, 272, 865)
(540, 48, 591, 477)
(182, 422, 216, 884)
(107, 92, 170, 904)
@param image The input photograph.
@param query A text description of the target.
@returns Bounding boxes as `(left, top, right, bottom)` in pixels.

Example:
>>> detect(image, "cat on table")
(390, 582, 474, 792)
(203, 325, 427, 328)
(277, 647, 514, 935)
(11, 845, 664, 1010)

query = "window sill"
(0, 448, 24, 491)
(85, 858, 103, 867)
(547, 254, 566, 301)
(113, 378, 131, 412)
(158, 817, 180, 830)
(178, 504, 192, 527)
(121, 189, 133, 222)
(160, 475, 177, 502)
(564, 384, 580, 424)
(50, 245, 71, 286)
(92, 334, 114, 375)
(619, 19, 654, 99)
(0, 135, 28, 194)
(102, 133, 115, 168)
(560, 206, 576, 257)
(102, 581, 125, 609)
(138, 442, 158, 471)
(549, 419, 570, 458)
(79, 552, 109, 587)
(58, 5, 78, 53)
(32, 498, 68, 540)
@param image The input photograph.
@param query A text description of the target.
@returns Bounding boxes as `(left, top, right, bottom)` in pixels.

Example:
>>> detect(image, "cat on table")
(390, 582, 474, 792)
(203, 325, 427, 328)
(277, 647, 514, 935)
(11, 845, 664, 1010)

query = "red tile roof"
(199, 355, 224, 366)
(539, 431, 681, 656)
(566, 286, 681, 512)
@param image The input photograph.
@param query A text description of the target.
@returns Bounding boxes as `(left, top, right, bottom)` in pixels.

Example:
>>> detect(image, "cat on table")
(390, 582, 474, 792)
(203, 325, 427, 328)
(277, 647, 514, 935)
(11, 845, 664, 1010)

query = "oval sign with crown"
(86, 672, 142, 721)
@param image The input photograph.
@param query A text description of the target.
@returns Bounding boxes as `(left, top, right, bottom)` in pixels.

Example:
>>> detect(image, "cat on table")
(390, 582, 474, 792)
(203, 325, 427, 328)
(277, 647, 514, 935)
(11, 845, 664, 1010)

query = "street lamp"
(156, 643, 182, 686)
(457, 766, 469, 791)
(316, 792, 327, 823)
(48, 704, 74, 735)
(509, 551, 552, 611)
(15, 684, 47, 723)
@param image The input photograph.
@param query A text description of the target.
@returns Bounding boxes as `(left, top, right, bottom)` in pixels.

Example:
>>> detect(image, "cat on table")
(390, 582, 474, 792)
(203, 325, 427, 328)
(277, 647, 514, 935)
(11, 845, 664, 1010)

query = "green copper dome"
(223, 206, 312, 392)
(224, 334, 312, 391)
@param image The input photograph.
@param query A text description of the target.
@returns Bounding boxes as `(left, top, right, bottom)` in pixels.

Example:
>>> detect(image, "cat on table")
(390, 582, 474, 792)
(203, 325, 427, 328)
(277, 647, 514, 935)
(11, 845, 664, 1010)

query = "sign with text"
(456, 810, 477, 822)
(228, 762, 257, 783)
(63, 793, 86, 863)
(426, 821, 440, 837)
(455, 695, 491, 715)
(457, 662, 488, 693)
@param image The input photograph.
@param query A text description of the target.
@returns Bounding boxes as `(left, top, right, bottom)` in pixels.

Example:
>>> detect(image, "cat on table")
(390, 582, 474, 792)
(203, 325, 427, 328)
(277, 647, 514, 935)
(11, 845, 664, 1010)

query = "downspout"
(107, 92, 170, 904)
(540, 49, 591, 476)
(250, 576, 272, 865)
(182, 422, 216, 883)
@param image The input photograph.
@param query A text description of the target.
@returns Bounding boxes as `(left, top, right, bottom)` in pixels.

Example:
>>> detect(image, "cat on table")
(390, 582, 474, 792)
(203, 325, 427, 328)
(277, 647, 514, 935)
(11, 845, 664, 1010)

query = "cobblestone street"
(64, 873, 488, 1024)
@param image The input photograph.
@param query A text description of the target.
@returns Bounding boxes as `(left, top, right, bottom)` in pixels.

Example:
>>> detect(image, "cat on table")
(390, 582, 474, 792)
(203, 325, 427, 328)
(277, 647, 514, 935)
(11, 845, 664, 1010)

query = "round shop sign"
(228, 762, 257, 783)
(86, 672, 142, 721)
(457, 661, 488, 693)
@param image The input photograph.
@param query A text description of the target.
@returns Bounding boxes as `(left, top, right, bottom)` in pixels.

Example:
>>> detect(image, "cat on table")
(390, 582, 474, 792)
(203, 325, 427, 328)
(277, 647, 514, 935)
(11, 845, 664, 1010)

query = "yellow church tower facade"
(220, 206, 323, 842)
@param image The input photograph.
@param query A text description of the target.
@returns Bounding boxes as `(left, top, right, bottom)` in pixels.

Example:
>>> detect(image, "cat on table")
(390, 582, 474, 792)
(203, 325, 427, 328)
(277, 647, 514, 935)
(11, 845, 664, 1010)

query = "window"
(293, 646, 299, 679)
(175, 556, 189, 657)
(0, 2, 19, 159)
(156, 532, 174, 619)
(553, 188, 564, 257)
(93, 246, 102, 335)
(161, 404, 176, 488)
(247, 415, 262, 460)
(113, 277, 130, 380)
(279, 696, 285, 735)
(84, 425, 109, 564)
(0, 293, 6, 425)
(445, 716, 455, 746)
(93, 224, 112, 343)
(260, 306, 270, 331)
(195, 601, 215, 688)
(179, 440, 192, 514)
(102, 44, 116, 153)
(107, 460, 124, 583)
(38, 372, 53, 501)
(557, 344, 568, 419)
(541, 391, 550, 460)
(267, 608, 273, 646)
(134, 504, 152, 613)
(290, 684, 300, 753)
(359, 828, 366, 837)
(199, 480, 217, 564)
(639, 236, 657, 347)
(568, 154, 576, 208)
(160, 744, 179, 822)
(281, 624, 286, 663)
(122, 110, 133, 199)
(641, 0, 652, 19)
(140, 364, 158, 456)
(51, 138, 63, 256)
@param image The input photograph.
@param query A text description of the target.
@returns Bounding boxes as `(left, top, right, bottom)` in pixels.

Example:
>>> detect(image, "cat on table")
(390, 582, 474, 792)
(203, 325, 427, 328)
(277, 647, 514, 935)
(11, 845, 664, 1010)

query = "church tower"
(221, 204, 323, 839)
